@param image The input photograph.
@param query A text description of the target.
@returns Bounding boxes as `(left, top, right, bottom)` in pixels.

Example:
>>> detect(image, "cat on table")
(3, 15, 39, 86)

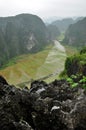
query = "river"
(36, 40, 67, 82)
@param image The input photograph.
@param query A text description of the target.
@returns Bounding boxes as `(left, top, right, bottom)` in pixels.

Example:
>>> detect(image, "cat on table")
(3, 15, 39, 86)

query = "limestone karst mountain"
(0, 14, 49, 66)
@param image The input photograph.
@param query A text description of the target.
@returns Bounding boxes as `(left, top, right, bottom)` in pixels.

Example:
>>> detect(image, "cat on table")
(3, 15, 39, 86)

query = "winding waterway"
(36, 40, 67, 82)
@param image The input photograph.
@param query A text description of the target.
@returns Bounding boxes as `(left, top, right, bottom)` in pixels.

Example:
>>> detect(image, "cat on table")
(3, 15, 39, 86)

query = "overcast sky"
(0, 0, 86, 19)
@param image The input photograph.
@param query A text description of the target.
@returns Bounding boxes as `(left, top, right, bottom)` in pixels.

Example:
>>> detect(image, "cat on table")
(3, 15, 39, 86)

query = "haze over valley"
(0, 13, 85, 85)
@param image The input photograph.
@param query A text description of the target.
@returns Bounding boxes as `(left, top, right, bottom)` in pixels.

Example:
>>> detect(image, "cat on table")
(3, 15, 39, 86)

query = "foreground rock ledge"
(0, 76, 86, 130)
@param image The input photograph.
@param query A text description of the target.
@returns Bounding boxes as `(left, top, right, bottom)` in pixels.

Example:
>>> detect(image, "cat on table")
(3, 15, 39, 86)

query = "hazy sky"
(0, 0, 86, 19)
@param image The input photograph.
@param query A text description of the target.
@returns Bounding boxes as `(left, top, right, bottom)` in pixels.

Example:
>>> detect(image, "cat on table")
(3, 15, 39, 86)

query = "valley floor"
(0, 41, 67, 86)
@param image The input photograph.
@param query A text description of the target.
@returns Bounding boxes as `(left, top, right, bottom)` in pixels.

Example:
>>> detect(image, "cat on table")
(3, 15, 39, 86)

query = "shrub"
(80, 46, 86, 54)
(65, 53, 86, 76)
(66, 74, 86, 89)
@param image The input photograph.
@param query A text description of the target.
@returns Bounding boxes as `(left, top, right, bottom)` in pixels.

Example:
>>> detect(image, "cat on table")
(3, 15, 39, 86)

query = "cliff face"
(63, 17, 86, 47)
(0, 14, 49, 66)
(0, 76, 86, 130)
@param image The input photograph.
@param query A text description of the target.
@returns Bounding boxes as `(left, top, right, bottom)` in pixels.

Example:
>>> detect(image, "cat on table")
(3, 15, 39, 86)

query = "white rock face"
(27, 44, 35, 50)
(51, 106, 60, 111)
(27, 34, 36, 50)
(36, 88, 45, 94)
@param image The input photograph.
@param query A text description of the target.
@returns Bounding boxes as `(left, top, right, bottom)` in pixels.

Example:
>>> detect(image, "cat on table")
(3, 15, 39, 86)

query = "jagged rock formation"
(0, 76, 86, 130)
(0, 14, 49, 66)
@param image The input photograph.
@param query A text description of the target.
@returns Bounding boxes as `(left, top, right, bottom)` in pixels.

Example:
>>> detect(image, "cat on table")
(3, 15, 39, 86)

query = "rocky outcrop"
(0, 76, 86, 130)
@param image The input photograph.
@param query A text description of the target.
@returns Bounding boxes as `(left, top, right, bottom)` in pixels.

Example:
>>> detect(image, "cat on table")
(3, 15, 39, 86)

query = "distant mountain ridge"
(63, 17, 86, 47)
(52, 18, 74, 32)
(51, 17, 84, 32)
(0, 13, 49, 66)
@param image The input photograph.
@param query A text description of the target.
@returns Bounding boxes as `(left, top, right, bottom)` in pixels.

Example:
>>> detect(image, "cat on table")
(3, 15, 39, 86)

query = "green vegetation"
(64, 45, 78, 56)
(60, 47, 86, 78)
(0, 57, 17, 70)
(61, 46, 86, 89)
(66, 75, 86, 89)
(65, 53, 86, 76)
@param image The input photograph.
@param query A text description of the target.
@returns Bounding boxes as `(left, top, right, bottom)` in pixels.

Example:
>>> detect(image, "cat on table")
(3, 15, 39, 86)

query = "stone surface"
(0, 76, 86, 130)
